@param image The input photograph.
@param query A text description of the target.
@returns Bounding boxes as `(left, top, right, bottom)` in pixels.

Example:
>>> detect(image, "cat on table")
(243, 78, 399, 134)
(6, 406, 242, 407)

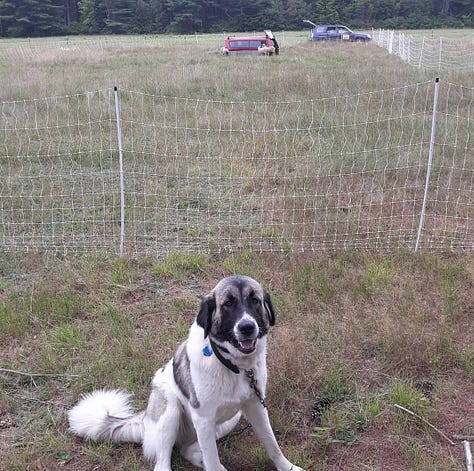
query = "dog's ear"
(197, 293, 215, 338)
(263, 291, 276, 326)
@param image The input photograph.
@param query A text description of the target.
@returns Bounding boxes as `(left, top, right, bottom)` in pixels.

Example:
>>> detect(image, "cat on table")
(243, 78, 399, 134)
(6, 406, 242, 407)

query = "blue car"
(304, 22, 371, 42)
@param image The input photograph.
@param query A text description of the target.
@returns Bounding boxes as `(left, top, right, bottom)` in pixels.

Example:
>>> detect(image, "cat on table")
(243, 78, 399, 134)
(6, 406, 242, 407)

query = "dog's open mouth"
(237, 339, 257, 353)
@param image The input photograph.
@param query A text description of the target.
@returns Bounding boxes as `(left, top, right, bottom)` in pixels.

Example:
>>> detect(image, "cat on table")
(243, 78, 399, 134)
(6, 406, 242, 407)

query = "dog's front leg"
(242, 401, 306, 471)
(191, 414, 227, 471)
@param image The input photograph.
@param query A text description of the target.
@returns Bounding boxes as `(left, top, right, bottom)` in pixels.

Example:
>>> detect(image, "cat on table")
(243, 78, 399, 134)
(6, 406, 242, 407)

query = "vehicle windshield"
(228, 39, 265, 49)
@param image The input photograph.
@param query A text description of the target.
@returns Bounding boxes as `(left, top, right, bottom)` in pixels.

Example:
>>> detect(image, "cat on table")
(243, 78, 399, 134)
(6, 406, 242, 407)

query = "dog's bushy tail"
(68, 389, 144, 443)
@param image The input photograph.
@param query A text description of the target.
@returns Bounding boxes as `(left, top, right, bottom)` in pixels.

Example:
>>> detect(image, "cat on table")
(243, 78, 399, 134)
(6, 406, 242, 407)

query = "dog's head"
(197, 275, 275, 356)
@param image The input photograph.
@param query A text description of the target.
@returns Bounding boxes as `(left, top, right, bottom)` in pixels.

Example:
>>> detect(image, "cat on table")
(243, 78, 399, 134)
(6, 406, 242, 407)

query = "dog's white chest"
(213, 374, 256, 421)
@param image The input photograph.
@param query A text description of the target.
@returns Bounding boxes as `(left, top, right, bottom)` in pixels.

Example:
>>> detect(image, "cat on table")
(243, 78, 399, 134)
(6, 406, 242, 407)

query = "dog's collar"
(203, 341, 267, 407)
(206, 339, 240, 374)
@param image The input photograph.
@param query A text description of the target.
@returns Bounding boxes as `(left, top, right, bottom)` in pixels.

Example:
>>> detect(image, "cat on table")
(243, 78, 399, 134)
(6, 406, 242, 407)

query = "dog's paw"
(285, 465, 306, 471)
(180, 442, 203, 468)
(274, 458, 307, 471)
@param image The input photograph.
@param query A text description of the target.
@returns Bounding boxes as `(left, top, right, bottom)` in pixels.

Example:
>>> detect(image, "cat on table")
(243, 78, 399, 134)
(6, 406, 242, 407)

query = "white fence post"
(419, 37, 425, 68)
(463, 441, 473, 471)
(407, 35, 411, 64)
(438, 36, 442, 71)
(113, 86, 126, 256)
(415, 78, 440, 252)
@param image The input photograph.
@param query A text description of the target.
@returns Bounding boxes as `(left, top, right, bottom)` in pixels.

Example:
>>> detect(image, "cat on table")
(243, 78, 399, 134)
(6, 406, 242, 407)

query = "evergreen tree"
(1, 0, 63, 36)
(102, 0, 135, 33)
(435, 0, 473, 20)
(78, 0, 94, 30)
(282, 0, 310, 30)
(314, 0, 339, 23)
(343, 0, 372, 26)
(163, 0, 204, 33)
(133, 0, 156, 33)
(0, 0, 473, 37)
(62, 0, 80, 27)
(0, 0, 15, 36)
(239, 0, 280, 31)
(200, 0, 225, 32)
(79, 0, 107, 33)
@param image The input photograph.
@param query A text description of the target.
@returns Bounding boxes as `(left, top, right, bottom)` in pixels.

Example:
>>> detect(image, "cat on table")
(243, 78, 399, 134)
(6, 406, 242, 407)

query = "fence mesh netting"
(1, 81, 473, 254)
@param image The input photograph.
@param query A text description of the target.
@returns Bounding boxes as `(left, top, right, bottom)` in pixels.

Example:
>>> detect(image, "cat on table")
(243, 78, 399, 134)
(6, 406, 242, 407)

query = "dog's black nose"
(238, 320, 256, 337)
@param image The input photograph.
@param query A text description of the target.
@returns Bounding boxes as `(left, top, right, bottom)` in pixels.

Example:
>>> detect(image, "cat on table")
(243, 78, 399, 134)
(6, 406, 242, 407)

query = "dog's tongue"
(240, 340, 255, 350)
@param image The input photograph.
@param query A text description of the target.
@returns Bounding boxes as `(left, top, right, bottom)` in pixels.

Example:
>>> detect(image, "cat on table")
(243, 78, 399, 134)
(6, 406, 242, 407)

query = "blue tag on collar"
(203, 345, 213, 357)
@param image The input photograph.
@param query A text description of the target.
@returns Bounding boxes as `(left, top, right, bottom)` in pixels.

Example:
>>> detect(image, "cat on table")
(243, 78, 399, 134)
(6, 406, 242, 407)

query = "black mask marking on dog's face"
(197, 276, 275, 355)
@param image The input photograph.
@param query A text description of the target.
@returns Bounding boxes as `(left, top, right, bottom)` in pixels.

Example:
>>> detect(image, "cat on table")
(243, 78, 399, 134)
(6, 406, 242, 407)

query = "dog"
(68, 275, 305, 471)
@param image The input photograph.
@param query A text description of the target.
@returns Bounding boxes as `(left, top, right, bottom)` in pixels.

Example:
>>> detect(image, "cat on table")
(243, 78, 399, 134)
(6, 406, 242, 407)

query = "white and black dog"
(68, 275, 305, 471)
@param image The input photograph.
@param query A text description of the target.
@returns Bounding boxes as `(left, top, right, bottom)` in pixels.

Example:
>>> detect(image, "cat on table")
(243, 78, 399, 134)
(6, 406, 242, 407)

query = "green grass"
(388, 379, 430, 416)
(2, 251, 472, 470)
(153, 252, 208, 279)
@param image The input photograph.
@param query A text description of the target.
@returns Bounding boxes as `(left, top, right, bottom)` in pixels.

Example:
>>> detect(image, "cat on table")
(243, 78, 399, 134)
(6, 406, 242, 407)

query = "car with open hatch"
(221, 30, 279, 55)
(304, 21, 371, 42)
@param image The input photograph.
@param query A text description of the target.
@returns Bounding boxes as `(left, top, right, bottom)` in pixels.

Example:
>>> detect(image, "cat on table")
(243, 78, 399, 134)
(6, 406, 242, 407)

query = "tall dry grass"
(1, 35, 472, 254)
(1, 32, 472, 101)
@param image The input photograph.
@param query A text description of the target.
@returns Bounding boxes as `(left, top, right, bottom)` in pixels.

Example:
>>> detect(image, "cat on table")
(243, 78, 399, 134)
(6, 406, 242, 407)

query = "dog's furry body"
(68, 275, 305, 471)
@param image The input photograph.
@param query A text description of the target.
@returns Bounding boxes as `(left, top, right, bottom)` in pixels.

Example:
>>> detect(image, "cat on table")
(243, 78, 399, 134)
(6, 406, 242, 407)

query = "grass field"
(1, 252, 473, 470)
(1, 31, 472, 254)
(0, 32, 473, 470)
(0, 30, 472, 100)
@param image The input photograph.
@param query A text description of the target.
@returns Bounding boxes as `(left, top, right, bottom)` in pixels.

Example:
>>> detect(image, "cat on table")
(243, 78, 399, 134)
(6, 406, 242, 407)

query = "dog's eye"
(224, 299, 234, 307)
(251, 297, 260, 305)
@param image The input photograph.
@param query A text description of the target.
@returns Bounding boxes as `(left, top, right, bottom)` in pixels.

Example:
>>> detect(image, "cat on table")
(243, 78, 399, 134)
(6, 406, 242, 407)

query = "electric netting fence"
(1, 80, 473, 255)
(374, 30, 474, 72)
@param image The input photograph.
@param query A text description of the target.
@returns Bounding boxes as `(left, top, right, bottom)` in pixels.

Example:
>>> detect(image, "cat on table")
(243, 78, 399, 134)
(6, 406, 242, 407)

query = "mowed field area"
(0, 31, 473, 470)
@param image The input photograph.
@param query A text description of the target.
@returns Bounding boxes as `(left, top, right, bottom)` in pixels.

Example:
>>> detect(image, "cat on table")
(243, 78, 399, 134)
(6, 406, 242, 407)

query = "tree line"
(0, 0, 472, 37)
